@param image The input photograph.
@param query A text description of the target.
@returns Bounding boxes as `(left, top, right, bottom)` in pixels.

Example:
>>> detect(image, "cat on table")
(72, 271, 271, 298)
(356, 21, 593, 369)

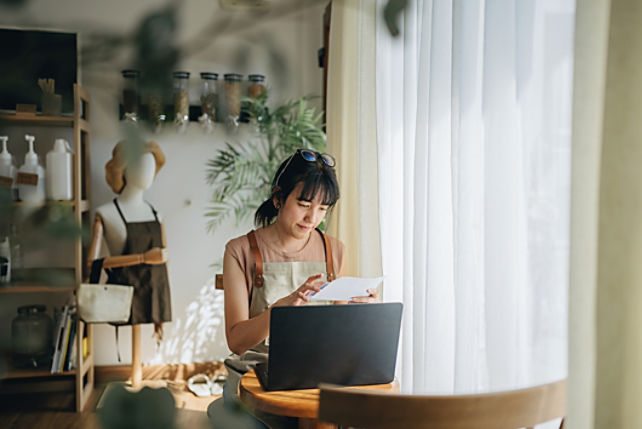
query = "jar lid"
(224, 73, 243, 82)
(121, 69, 140, 78)
(17, 305, 46, 314)
(248, 74, 265, 82)
(172, 71, 191, 79)
(200, 72, 219, 80)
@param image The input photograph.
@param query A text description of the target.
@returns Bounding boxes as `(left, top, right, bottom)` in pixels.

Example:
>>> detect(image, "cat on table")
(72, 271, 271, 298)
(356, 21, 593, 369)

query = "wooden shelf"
(11, 199, 90, 212)
(1, 366, 76, 380)
(3, 268, 76, 290)
(0, 285, 75, 294)
(0, 351, 76, 380)
(0, 113, 74, 127)
(0, 84, 93, 412)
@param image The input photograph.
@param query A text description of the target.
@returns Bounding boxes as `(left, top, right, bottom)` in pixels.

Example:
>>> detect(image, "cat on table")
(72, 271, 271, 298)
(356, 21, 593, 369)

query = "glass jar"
(247, 74, 266, 98)
(12, 305, 53, 368)
(223, 73, 243, 126)
(121, 69, 140, 122)
(172, 71, 190, 127)
(200, 72, 218, 124)
(147, 91, 166, 132)
(242, 74, 266, 123)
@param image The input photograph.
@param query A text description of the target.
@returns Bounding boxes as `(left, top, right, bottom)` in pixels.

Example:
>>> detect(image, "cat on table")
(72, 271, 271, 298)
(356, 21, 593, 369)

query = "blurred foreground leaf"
(384, 0, 408, 37)
(98, 384, 176, 429)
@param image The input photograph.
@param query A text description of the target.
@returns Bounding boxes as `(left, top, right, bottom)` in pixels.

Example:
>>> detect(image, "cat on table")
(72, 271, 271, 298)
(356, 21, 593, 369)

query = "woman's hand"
(349, 288, 380, 304)
(272, 274, 325, 307)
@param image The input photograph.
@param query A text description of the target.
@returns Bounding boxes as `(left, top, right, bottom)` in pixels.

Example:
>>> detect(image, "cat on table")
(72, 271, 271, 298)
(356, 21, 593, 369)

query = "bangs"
(296, 172, 340, 207)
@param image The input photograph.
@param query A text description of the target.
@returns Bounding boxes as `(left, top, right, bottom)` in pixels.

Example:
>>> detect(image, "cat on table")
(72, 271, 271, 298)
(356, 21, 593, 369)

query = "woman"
(209, 149, 377, 428)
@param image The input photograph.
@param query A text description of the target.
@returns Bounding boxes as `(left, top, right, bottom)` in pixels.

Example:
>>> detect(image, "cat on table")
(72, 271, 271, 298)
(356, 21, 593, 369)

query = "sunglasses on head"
(298, 149, 336, 167)
(274, 149, 336, 187)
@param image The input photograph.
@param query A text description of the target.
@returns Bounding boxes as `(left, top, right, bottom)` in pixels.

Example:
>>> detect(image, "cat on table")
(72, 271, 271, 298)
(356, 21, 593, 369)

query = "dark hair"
(254, 150, 340, 227)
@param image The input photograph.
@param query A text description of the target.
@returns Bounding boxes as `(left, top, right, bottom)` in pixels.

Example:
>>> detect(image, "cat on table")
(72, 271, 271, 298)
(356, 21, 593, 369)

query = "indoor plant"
(205, 91, 327, 231)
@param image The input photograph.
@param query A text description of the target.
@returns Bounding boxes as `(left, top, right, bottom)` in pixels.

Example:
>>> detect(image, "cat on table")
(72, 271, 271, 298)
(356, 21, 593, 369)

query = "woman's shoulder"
(322, 232, 345, 252)
(320, 232, 345, 275)
(225, 228, 269, 254)
(225, 231, 252, 253)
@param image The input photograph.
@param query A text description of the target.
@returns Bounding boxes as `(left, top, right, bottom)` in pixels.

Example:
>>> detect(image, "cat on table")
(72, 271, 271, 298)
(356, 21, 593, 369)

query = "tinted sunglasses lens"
(300, 150, 317, 162)
(320, 154, 335, 167)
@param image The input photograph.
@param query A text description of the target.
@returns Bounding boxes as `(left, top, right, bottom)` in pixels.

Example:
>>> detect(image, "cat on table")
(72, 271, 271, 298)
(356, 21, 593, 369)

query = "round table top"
(239, 370, 399, 419)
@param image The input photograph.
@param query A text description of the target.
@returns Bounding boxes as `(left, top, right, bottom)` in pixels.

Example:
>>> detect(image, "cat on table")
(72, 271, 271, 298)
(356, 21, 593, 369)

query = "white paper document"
(308, 276, 384, 301)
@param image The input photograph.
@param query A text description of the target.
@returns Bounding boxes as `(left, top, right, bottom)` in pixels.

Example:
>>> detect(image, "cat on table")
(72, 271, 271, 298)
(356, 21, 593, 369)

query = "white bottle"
(46, 139, 73, 201)
(0, 236, 10, 283)
(0, 136, 17, 200)
(17, 134, 46, 204)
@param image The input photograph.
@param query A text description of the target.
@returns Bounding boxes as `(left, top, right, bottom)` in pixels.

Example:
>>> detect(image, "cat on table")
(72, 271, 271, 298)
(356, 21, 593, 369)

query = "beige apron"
(224, 229, 335, 393)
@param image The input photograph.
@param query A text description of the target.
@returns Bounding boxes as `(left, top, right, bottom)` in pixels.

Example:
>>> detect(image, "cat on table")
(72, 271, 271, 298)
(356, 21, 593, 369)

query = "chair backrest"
(318, 379, 566, 429)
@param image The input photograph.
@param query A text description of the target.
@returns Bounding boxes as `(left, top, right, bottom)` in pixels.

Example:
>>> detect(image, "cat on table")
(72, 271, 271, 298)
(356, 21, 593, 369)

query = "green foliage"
(205, 91, 327, 231)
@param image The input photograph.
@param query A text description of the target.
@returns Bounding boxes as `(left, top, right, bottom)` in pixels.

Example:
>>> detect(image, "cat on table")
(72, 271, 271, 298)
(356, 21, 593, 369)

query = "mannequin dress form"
(87, 145, 171, 387)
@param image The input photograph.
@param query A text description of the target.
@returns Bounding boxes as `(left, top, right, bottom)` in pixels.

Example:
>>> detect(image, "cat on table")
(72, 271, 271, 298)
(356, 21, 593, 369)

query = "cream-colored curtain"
(325, 0, 381, 278)
(570, 0, 642, 427)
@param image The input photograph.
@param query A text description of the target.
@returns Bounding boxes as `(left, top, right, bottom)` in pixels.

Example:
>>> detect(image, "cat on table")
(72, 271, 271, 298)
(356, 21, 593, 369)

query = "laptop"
(255, 302, 403, 391)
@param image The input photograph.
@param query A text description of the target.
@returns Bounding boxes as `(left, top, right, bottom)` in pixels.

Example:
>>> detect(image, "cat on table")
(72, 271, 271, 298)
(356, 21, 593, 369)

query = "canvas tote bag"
(77, 258, 133, 323)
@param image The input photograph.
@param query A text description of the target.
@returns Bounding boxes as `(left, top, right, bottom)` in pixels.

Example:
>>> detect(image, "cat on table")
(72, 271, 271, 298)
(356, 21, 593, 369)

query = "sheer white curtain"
(376, 0, 574, 393)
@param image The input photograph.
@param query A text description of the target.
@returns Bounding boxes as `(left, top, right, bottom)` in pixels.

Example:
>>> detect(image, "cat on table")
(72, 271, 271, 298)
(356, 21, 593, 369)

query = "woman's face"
(275, 182, 329, 240)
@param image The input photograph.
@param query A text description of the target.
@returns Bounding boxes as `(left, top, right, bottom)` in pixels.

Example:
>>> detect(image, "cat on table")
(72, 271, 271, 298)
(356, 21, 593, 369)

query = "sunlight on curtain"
(570, 1, 642, 427)
(376, 0, 574, 394)
(326, 0, 382, 279)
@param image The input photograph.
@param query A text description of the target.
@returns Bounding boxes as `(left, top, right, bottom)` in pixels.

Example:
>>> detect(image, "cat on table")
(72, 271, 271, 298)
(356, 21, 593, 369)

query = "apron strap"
(146, 201, 160, 222)
(247, 229, 336, 287)
(113, 198, 128, 224)
(113, 198, 159, 223)
(247, 230, 264, 288)
(317, 229, 336, 281)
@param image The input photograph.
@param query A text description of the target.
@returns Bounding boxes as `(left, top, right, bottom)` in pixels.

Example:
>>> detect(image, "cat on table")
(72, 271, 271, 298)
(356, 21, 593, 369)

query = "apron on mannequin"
(223, 229, 335, 400)
(106, 198, 172, 325)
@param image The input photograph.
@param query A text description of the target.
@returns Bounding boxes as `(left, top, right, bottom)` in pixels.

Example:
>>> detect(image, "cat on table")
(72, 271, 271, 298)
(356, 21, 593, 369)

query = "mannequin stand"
(89, 148, 169, 390)
(131, 325, 142, 387)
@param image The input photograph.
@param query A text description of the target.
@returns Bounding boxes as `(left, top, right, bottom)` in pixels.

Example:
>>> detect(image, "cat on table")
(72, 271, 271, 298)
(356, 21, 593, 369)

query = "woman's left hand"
(349, 288, 380, 303)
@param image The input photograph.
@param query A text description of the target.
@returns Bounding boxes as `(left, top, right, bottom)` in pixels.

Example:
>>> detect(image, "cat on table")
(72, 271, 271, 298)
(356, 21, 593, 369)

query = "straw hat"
(105, 140, 166, 194)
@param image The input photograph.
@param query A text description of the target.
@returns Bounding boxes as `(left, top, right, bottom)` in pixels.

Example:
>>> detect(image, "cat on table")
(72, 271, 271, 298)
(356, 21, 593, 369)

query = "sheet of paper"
(308, 276, 384, 301)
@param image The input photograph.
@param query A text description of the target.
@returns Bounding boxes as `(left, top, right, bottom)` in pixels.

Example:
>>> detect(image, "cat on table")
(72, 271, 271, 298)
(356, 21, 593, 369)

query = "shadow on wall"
(153, 276, 227, 363)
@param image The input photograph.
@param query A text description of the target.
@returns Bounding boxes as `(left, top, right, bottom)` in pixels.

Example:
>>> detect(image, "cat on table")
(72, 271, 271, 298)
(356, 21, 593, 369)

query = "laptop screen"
(264, 302, 403, 390)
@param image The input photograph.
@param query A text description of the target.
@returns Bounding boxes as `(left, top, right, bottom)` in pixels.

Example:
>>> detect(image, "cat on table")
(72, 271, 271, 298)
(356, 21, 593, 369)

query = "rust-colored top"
(226, 227, 345, 299)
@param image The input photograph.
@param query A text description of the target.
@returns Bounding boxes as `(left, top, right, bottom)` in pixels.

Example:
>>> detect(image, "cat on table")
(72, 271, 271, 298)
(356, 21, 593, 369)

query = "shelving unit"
(0, 84, 94, 412)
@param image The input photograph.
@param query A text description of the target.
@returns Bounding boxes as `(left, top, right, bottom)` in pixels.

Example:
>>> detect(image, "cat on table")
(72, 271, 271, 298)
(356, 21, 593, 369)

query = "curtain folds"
(326, 0, 382, 279)
(570, 1, 642, 427)
(375, 0, 573, 393)
(326, 0, 573, 400)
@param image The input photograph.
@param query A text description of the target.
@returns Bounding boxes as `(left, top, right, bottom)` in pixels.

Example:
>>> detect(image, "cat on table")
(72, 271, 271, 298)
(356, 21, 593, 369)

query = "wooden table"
(239, 370, 398, 429)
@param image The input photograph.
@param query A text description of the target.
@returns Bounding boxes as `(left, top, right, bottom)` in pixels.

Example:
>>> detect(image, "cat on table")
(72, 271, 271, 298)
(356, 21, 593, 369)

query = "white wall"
(0, 0, 326, 365)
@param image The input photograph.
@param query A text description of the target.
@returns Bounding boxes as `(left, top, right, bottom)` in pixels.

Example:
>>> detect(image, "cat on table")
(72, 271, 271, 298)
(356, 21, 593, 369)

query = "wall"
(0, 0, 326, 365)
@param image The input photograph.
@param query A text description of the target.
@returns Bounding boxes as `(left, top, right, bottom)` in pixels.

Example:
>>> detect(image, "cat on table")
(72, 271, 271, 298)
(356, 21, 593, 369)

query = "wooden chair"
(215, 273, 224, 290)
(318, 379, 566, 429)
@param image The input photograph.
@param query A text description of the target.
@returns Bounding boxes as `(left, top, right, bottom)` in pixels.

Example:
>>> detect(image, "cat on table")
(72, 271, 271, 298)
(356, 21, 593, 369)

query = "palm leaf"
(205, 90, 327, 231)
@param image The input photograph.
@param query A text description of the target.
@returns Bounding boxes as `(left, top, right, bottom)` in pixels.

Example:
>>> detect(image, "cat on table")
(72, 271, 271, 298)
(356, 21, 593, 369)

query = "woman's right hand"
(272, 274, 325, 307)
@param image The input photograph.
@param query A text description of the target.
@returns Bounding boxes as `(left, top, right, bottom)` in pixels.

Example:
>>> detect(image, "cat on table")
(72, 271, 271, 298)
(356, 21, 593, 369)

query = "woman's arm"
(224, 249, 325, 355)
(223, 249, 271, 355)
